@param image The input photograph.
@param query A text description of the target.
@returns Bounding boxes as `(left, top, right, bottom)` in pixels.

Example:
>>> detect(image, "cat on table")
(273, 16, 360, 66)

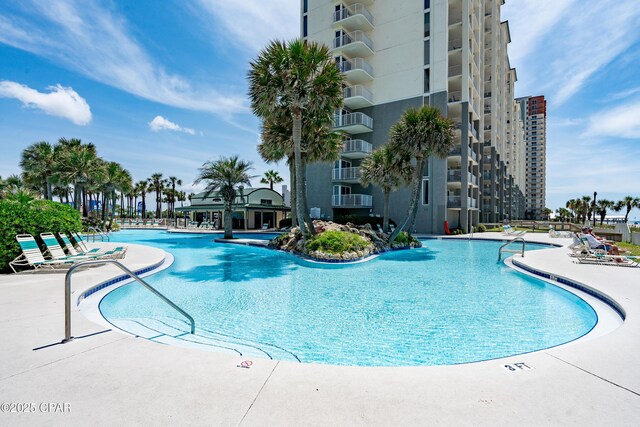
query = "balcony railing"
(468, 197, 477, 208)
(448, 169, 462, 182)
(449, 145, 461, 156)
(343, 85, 373, 102)
(339, 57, 374, 76)
(468, 173, 478, 186)
(448, 39, 462, 51)
(343, 139, 372, 154)
(334, 112, 373, 129)
(334, 30, 373, 51)
(333, 3, 374, 27)
(448, 65, 462, 77)
(332, 194, 372, 208)
(447, 195, 461, 208)
(332, 167, 362, 181)
(448, 91, 462, 103)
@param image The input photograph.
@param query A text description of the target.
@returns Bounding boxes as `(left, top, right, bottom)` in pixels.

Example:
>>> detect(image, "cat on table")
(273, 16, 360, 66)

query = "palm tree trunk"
(45, 176, 52, 201)
(224, 204, 233, 239)
(109, 191, 116, 230)
(289, 159, 297, 228)
(300, 159, 314, 232)
(383, 189, 390, 233)
(390, 157, 424, 241)
(73, 183, 81, 212)
(292, 111, 309, 235)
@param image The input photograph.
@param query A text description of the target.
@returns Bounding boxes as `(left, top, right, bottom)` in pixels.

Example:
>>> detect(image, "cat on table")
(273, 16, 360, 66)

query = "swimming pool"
(97, 230, 598, 366)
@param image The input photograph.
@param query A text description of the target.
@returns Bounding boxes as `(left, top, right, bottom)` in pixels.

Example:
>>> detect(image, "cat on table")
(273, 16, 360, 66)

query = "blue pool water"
(99, 230, 597, 366)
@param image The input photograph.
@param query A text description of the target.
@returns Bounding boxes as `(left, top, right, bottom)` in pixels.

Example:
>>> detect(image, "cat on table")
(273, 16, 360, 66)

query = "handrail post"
(63, 259, 195, 343)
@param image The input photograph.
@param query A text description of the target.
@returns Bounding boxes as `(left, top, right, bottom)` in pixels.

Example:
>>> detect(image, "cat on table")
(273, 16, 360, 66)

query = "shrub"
(394, 231, 418, 245)
(334, 214, 396, 229)
(305, 230, 371, 255)
(473, 224, 486, 233)
(0, 199, 82, 272)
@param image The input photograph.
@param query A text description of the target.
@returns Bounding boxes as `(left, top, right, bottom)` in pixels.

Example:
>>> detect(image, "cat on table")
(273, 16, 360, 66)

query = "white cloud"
(583, 100, 640, 139)
(192, 0, 300, 52)
(0, 0, 247, 117)
(504, 0, 640, 106)
(0, 80, 91, 125)
(149, 116, 196, 135)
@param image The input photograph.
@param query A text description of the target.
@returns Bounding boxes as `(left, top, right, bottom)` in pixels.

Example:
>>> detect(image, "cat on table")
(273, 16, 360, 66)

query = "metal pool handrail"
(63, 259, 195, 343)
(87, 226, 110, 242)
(498, 237, 526, 262)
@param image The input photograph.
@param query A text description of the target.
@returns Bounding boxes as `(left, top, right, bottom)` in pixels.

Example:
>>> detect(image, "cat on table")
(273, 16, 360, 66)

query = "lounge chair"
(571, 235, 638, 267)
(502, 225, 526, 236)
(9, 235, 77, 272)
(67, 232, 127, 259)
(262, 223, 269, 230)
(40, 233, 98, 261)
(549, 227, 572, 238)
(59, 233, 102, 256)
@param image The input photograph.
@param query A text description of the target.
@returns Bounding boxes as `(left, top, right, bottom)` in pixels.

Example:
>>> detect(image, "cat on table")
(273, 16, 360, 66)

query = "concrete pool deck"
(0, 233, 639, 426)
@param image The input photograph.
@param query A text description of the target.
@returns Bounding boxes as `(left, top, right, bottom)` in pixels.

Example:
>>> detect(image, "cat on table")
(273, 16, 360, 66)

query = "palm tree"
(54, 139, 99, 214)
(194, 156, 254, 239)
(388, 106, 456, 241)
(360, 145, 413, 233)
(136, 180, 149, 218)
(167, 176, 182, 219)
(260, 170, 284, 190)
(542, 207, 553, 221)
(613, 196, 640, 223)
(20, 141, 56, 200)
(596, 199, 614, 225)
(555, 207, 571, 222)
(101, 162, 131, 229)
(148, 173, 166, 218)
(580, 195, 591, 223)
(248, 38, 343, 235)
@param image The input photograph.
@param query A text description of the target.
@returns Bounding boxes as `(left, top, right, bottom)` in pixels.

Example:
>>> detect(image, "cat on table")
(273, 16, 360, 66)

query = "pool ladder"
(498, 237, 526, 262)
(62, 259, 195, 343)
(87, 226, 110, 242)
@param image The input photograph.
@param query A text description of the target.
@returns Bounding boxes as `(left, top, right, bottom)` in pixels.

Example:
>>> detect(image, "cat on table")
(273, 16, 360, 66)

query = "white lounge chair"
(9, 235, 78, 272)
(502, 225, 526, 236)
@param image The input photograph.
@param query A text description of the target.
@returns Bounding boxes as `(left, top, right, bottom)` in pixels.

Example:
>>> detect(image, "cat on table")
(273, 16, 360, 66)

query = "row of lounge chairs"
(502, 225, 526, 236)
(116, 219, 165, 228)
(568, 234, 638, 268)
(9, 232, 127, 273)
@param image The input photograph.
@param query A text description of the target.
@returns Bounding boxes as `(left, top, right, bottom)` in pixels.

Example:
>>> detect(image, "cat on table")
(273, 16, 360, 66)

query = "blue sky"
(0, 0, 639, 220)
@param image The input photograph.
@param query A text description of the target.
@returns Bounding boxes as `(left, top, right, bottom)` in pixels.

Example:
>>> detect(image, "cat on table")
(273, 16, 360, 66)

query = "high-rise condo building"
(516, 95, 547, 219)
(301, 0, 528, 233)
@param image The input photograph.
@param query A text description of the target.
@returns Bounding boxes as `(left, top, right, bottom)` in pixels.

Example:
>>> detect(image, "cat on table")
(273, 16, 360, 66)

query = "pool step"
(111, 316, 300, 362)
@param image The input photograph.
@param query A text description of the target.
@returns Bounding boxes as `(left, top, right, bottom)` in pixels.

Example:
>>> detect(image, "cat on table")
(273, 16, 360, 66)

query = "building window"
(424, 68, 430, 93)
(424, 12, 430, 38)
(260, 199, 273, 205)
(422, 178, 429, 205)
(424, 0, 430, 10)
(303, 0, 308, 14)
(303, 15, 308, 37)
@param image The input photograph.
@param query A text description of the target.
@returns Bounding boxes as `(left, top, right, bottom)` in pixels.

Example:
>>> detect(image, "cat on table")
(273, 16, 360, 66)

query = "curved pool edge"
(78, 235, 625, 368)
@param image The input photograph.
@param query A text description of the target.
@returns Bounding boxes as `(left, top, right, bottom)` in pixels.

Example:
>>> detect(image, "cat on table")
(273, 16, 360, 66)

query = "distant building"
(302, 0, 528, 232)
(176, 187, 290, 229)
(516, 95, 547, 220)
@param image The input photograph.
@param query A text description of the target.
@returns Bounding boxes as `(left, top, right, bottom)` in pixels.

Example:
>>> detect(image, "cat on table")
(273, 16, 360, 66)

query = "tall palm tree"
(596, 199, 614, 225)
(580, 195, 592, 223)
(555, 207, 571, 222)
(360, 145, 413, 233)
(136, 180, 149, 218)
(388, 106, 456, 241)
(613, 196, 640, 223)
(260, 170, 284, 190)
(167, 176, 182, 218)
(54, 139, 99, 214)
(148, 173, 166, 218)
(194, 156, 254, 239)
(20, 141, 56, 200)
(101, 162, 131, 229)
(248, 38, 343, 235)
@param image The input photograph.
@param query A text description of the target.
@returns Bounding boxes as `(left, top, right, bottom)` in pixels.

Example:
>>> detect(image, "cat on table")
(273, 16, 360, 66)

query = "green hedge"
(0, 200, 82, 272)
(305, 230, 371, 255)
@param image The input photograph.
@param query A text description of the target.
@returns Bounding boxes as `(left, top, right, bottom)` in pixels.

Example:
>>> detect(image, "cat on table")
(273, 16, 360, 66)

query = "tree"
(555, 207, 571, 222)
(542, 207, 553, 221)
(260, 170, 284, 190)
(596, 199, 614, 225)
(248, 38, 343, 235)
(613, 196, 640, 223)
(388, 106, 456, 241)
(148, 173, 166, 218)
(20, 141, 56, 200)
(194, 156, 254, 239)
(167, 176, 182, 219)
(101, 162, 131, 230)
(136, 180, 149, 218)
(360, 145, 412, 232)
(54, 139, 99, 214)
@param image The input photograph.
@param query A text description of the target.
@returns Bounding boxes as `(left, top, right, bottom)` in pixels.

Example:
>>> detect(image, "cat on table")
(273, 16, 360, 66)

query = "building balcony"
(334, 112, 373, 134)
(343, 85, 373, 108)
(332, 193, 372, 208)
(447, 169, 462, 183)
(448, 91, 462, 103)
(469, 172, 478, 186)
(339, 57, 374, 83)
(333, 31, 374, 57)
(468, 197, 478, 209)
(448, 65, 462, 78)
(448, 145, 462, 157)
(447, 195, 461, 209)
(332, 167, 362, 183)
(333, 3, 374, 32)
(448, 39, 463, 51)
(341, 139, 372, 159)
